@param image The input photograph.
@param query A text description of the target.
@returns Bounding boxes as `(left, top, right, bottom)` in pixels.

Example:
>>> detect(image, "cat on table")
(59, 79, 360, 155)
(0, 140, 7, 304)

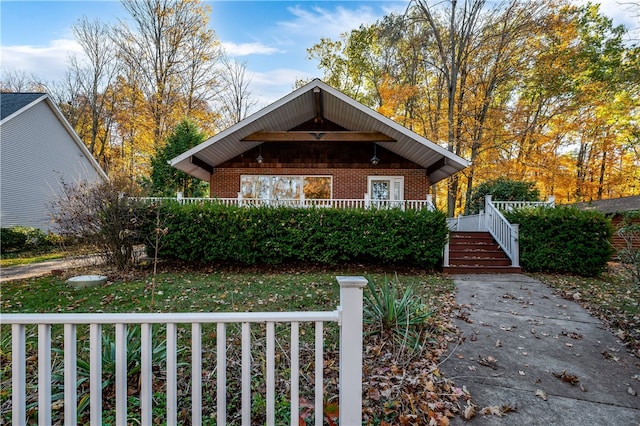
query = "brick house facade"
(171, 80, 468, 204)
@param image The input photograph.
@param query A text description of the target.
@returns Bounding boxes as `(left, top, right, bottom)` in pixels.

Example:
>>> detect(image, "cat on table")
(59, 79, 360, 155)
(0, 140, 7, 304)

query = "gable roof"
(1, 92, 47, 121)
(0, 92, 108, 181)
(170, 79, 469, 184)
(572, 195, 640, 214)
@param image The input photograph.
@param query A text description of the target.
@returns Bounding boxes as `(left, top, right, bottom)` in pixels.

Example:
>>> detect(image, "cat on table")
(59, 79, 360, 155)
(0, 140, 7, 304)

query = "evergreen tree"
(148, 119, 208, 197)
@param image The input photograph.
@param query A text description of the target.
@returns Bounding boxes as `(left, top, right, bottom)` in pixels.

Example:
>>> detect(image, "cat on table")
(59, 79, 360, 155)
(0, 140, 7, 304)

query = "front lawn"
(0, 268, 464, 425)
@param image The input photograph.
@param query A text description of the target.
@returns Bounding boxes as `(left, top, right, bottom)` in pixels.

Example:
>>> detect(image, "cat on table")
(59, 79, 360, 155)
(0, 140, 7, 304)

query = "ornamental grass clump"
(363, 275, 434, 354)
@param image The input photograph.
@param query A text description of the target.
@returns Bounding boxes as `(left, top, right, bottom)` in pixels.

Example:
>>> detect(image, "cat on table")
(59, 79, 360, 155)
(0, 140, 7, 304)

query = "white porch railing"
(446, 195, 529, 268)
(4, 276, 367, 426)
(484, 195, 519, 267)
(492, 196, 555, 213)
(137, 193, 436, 211)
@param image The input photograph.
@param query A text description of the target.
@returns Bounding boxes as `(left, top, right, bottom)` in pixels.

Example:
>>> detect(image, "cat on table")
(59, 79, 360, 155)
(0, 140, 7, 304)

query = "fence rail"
(137, 194, 435, 211)
(492, 197, 555, 212)
(4, 276, 367, 426)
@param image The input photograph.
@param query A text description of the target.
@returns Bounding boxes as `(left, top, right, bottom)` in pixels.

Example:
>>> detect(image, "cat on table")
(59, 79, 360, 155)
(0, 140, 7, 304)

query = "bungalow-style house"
(170, 79, 469, 207)
(0, 92, 107, 231)
(573, 195, 640, 255)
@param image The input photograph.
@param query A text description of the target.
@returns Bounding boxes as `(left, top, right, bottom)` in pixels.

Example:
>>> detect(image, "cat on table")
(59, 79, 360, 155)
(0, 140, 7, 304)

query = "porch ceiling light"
(370, 144, 380, 166)
(256, 144, 263, 164)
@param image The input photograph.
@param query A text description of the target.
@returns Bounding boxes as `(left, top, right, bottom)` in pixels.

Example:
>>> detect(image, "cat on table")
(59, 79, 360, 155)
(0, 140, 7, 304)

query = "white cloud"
(220, 41, 282, 56)
(277, 4, 383, 42)
(246, 67, 320, 107)
(0, 38, 81, 81)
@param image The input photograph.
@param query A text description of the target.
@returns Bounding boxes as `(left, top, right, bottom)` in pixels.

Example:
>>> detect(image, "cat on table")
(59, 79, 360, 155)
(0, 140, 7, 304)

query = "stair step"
(449, 258, 512, 266)
(443, 265, 522, 274)
(449, 249, 506, 258)
(445, 231, 520, 274)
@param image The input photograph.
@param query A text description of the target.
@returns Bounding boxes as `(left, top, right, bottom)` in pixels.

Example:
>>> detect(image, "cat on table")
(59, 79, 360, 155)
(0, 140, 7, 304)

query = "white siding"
(1, 100, 105, 231)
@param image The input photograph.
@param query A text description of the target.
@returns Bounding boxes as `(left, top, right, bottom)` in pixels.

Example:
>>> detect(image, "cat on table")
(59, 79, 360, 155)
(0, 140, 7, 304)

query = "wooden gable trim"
(241, 131, 395, 143)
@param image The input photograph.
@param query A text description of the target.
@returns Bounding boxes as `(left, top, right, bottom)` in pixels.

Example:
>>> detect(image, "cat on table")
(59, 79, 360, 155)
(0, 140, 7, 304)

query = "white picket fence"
(138, 193, 435, 211)
(3, 276, 367, 426)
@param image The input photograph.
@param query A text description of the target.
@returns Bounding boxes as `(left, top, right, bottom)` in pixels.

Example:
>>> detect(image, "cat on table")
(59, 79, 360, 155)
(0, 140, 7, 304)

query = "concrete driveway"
(441, 274, 639, 425)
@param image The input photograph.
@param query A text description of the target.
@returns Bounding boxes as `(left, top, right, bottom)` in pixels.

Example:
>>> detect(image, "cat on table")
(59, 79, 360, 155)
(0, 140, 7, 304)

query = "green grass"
(0, 270, 454, 425)
(535, 266, 640, 356)
(1, 271, 450, 314)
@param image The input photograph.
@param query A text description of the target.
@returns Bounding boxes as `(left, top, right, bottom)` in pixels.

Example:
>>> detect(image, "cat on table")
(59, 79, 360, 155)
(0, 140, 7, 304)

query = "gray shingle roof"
(572, 195, 640, 214)
(1, 92, 46, 121)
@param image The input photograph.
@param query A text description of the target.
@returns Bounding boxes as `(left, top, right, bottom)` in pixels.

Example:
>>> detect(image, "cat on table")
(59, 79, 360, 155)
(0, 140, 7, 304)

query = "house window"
(368, 176, 404, 201)
(240, 175, 332, 200)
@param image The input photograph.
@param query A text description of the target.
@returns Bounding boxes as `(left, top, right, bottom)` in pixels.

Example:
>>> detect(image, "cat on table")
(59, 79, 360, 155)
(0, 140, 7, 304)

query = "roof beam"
(191, 155, 214, 174)
(241, 131, 395, 142)
(426, 157, 447, 177)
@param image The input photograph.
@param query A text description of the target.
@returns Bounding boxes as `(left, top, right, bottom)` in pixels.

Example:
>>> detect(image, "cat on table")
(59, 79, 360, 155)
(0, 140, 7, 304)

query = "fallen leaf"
(478, 355, 498, 369)
(480, 406, 504, 417)
(463, 402, 476, 420)
(552, 370, 579, 385)
(535, 389, 548, 401)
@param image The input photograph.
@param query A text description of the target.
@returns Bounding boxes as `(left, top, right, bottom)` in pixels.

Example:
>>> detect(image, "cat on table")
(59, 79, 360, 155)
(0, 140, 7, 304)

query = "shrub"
(48, 178, 149, 271)
(0, 226, 55, 254)
(505, 207, 613, 276)
(465, 178, 540, 215)
(148, 203, 448, 269)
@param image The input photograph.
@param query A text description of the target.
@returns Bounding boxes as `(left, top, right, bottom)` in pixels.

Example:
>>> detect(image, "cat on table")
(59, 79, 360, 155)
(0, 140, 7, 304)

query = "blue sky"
(1, 0, 637, 107)
(0, 1, 406, 106)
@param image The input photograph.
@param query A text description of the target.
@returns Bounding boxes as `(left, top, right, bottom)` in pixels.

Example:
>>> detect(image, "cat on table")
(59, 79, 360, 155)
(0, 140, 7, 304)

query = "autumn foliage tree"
(309, 0, 639, 212)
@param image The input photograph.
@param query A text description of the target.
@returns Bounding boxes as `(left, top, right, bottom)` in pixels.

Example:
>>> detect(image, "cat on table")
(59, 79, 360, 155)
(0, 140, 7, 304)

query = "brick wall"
(210, 167, 430, 200)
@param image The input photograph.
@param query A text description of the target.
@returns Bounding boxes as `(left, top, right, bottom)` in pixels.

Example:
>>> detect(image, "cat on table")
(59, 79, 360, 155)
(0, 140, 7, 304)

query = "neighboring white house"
(0, 93, 108, 231)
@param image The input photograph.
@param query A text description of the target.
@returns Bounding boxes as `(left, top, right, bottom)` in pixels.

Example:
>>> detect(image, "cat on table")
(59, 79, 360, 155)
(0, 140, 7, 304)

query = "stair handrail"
(484, 195, 519, 267)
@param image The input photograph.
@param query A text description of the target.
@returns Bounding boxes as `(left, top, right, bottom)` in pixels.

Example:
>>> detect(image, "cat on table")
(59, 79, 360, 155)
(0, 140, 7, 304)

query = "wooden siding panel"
(0, 101, 104, 231)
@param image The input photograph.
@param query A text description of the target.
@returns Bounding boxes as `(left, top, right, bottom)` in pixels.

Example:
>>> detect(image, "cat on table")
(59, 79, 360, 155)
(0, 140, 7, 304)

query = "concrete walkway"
(441, 274, 639, 425)
(0, 255, 104, 282)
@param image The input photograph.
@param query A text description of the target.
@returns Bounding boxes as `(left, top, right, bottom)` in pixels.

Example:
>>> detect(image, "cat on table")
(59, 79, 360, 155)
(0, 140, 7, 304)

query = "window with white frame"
(367, 176, 404, 201)
(240, 175, 332, 200)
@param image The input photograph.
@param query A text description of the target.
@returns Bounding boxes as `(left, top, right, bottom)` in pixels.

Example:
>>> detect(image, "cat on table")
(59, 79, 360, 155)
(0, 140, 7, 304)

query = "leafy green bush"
(147, 203, 448, 269)
(505, 207, 613, 276)
(465, 178, 540, 215)
(0, 226, 55, 254)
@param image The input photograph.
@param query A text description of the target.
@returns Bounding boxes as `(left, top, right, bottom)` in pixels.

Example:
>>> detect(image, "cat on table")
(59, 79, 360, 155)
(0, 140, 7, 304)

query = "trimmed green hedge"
(147, 203, 448, 268)
(505, 207, 613, 276)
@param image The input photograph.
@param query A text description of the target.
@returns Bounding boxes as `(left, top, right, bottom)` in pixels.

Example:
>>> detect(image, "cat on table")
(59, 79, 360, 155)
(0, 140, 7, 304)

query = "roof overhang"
(170, 79, 469, 184)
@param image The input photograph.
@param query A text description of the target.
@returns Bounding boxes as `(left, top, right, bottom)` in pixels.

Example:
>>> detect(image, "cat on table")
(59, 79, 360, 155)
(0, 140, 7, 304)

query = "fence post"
(336, 276, 367, 426)
(511, 224, 520, 267)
